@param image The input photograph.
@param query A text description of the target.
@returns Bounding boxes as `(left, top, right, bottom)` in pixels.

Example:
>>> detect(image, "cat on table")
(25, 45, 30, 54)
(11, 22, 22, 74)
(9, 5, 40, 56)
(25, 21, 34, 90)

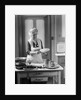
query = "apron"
(27, 39, 43, 63)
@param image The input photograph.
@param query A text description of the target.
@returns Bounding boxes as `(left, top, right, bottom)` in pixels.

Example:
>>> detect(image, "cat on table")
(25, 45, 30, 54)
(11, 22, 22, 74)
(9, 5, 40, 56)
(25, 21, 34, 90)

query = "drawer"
(31, 77, 48, 82)
(29, 72, 57, 77)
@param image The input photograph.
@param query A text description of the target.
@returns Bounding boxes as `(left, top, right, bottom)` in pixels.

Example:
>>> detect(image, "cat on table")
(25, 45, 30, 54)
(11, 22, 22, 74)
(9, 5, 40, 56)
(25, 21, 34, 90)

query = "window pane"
(25, 19, 33, 51)
(62, 15, 65, 37)
(36, 19, 45, 48)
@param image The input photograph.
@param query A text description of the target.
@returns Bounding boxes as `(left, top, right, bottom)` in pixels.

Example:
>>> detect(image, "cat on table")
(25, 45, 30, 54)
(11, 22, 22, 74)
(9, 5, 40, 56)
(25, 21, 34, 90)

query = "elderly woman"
(26, 28, 44, 63)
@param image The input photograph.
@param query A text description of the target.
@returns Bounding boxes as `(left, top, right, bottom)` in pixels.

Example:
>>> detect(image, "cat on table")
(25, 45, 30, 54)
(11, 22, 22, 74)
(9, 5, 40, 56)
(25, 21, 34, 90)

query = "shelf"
(55, 53, 65, 56)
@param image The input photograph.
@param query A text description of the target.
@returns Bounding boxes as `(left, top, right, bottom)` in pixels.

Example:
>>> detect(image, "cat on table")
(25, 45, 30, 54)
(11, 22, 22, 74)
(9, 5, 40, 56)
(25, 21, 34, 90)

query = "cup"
(48, 60, 51, 68)
(51, 61, 55, 67)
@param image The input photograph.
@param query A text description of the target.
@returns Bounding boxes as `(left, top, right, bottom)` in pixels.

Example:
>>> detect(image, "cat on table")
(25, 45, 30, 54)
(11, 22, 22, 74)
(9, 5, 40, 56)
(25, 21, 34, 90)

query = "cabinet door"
(58, 56, 65, 83)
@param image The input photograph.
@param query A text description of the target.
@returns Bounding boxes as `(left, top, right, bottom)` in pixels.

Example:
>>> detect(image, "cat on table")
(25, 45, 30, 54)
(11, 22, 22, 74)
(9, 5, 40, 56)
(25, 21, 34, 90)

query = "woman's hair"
(28, 28, 38, 36)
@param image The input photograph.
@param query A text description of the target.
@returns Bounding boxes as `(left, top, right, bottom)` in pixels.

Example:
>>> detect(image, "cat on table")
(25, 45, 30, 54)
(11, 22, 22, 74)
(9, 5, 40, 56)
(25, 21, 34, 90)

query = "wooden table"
(15, 64, 63, 84)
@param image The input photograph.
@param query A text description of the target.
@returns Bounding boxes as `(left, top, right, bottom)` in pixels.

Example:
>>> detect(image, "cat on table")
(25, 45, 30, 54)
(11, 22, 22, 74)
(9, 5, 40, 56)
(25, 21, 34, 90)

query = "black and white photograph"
(5, 5, 76, 95)
(15, 15, 65, 84)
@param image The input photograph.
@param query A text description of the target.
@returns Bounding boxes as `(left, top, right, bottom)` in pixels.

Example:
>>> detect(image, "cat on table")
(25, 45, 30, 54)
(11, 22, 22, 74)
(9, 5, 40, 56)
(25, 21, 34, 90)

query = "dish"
(15, 57, 26, 63)
(15, 57, 26, 60)
(30, 51, 38, 54)
(40, 48, 50, 53)
(32, 47, 40, 51)
(28, 63, 44, 67)
(46, 66, 59, 69)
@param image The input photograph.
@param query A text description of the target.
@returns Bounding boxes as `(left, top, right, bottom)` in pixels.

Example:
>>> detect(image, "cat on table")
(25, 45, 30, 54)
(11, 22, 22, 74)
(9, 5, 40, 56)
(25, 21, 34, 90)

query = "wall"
(55, 15, 65, 53)
(15, 15, 24, 57)
(56, 15, 65, 42)
(15, 16, 19, 57)
(55, 15, 65, 83)
(44, 15, 51, 60)
(50, 15, 65, 61)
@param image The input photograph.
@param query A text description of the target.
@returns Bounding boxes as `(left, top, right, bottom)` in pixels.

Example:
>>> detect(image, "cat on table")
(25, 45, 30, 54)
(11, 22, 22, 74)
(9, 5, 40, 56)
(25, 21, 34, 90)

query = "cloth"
(26, 38, 43, 63)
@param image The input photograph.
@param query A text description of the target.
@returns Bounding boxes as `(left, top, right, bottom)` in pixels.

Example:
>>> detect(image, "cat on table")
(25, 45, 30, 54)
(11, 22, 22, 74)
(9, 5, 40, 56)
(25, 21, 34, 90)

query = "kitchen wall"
(15, 16, 19, 57)
(55, 15, 65, 83)
(55, 15, 65, 52)
(15, 15, 24, 57)
(50, 15, 65, 61)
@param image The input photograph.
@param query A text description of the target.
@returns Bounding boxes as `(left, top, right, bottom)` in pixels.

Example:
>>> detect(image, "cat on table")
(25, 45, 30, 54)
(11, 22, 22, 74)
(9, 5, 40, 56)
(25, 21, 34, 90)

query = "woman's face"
(31, 32, 38, 40)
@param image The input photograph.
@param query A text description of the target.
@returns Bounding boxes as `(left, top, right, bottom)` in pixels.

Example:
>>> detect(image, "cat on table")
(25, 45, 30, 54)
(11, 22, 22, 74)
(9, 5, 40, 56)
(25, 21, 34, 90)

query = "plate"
(46, 66, 59, 69)
(15, 57, 26, 62)
(29, 63, 44, 67)
(40, 48, 50, 53)
(30, 51, 38, 54)
(32, 47, 40, 51)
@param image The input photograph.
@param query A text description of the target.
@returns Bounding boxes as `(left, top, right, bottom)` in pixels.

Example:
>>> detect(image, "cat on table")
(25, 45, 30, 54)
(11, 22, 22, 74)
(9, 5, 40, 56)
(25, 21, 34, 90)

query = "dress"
(26, 38, 43, 63)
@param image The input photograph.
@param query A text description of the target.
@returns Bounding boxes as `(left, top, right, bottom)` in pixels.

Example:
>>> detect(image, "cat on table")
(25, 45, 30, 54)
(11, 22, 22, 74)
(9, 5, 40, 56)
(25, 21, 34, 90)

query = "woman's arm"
(26, 41, 31, 55)
(40, 40, 43, 49)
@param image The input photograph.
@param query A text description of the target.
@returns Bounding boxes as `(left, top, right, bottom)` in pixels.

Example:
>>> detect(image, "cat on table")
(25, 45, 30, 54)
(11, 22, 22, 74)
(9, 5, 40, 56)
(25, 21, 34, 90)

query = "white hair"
(28, 28, 38, 36)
